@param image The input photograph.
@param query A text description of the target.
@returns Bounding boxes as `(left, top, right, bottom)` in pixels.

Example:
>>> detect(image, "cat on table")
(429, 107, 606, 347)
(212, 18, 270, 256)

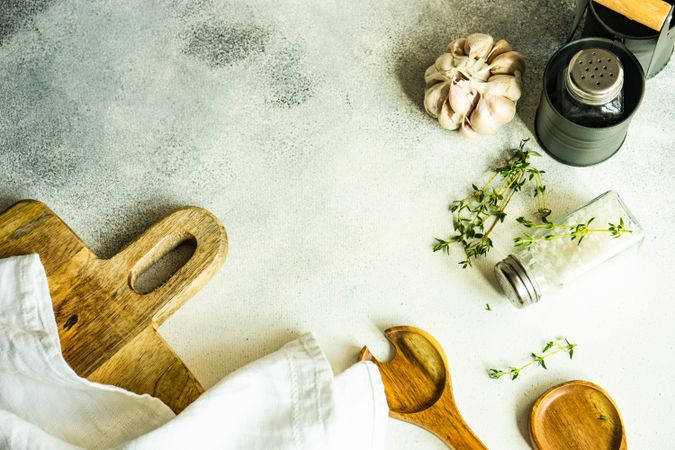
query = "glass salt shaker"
(495, 191, 644, 308)
(560, 48, 625, 127)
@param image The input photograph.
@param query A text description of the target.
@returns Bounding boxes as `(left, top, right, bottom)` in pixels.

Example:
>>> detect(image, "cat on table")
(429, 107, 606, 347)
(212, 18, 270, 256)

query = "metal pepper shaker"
(560, 48, 625, 127)
(535, 38, 645, 167)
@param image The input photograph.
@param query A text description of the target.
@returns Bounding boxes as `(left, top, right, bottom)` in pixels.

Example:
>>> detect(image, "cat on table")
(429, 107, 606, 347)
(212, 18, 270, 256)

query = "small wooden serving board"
(530, 380, 626, 450)
(0, 200, 228, 413)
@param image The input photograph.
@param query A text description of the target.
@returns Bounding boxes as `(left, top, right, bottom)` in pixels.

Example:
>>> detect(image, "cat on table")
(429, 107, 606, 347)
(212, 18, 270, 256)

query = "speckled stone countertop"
(2, 1, 674, 448)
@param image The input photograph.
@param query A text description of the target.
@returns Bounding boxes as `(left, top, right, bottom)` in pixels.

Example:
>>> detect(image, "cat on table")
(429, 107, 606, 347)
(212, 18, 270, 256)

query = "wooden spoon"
(530, 380, 627, 450)
(358, 326, 487, 449)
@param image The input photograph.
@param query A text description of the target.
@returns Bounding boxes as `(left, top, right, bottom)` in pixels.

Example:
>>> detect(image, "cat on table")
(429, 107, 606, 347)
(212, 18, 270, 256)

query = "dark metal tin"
(581, 0, 675, 78)
(535, 38, 645, 167)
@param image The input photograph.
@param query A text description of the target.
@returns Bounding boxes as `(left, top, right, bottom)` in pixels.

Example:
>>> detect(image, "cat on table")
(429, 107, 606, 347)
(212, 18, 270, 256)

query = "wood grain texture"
(594, 0, 671, 31)
(359, 326, 486, 450)
(0, 200, 228, 413)
(530, 380, 627, 450)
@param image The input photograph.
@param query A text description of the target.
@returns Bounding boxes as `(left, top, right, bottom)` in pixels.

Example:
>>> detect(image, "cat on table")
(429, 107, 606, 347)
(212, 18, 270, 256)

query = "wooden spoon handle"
(111, 206, 228, 326)
(414, 398, 488, 450)
(594, 0, 672, 31)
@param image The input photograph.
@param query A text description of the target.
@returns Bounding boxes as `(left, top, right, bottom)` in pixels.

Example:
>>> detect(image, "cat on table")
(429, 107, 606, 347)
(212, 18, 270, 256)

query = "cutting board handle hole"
(131, 237, 197, 294)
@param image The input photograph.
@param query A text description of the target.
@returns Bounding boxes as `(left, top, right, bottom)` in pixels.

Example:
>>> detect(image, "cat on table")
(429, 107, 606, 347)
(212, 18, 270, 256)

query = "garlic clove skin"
(484, 74, 522, 102)
(438, 101, 462, 131)
(451, 54, 470, 69)
(488, 95, 517, 124)
(487, 39, 512, 63)
(448, 80, 479, 117)
(425, 63, 459, 87)
(464, 33, 494, 60)
(465, 58, 491, 82)
(460, 120, 480, 138)
(435, 52, 456, 72)
(470, 97, 501, 135)
(447, 37, 467, 56)
(469, 94, 516, 134)
(424, 64, 441, 87)
(424, 81, 450, 118)
(489, 51, 525, 75)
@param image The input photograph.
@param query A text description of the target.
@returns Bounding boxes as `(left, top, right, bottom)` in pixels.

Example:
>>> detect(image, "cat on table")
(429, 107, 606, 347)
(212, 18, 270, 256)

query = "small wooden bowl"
(530, 380, 626, 450)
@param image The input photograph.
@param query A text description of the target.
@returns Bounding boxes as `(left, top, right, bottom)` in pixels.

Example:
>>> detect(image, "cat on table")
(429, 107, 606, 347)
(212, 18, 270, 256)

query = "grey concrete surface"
(1, 1, 674, 448)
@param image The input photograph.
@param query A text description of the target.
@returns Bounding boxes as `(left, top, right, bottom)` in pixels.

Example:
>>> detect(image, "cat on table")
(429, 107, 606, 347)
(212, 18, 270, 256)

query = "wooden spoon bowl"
(359, 326, 486, 449)
(530, 380, 627, 450)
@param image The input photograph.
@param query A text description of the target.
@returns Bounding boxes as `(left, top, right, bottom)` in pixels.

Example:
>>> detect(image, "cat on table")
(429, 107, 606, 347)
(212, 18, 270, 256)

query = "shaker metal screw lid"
(566, 48, 624, 106)
(494, 255, 541, 308)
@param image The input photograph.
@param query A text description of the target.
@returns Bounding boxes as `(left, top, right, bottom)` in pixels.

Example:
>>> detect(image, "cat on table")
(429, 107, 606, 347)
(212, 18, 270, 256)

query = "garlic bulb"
(423, 33, 524, 137)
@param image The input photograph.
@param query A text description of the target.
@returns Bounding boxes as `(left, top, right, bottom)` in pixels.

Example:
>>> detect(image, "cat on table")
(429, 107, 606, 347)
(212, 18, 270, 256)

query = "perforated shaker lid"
(566, 48, 624, 106)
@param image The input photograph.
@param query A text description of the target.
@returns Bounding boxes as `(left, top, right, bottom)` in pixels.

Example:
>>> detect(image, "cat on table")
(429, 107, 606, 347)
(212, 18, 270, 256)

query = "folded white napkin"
(0, 254, 388, 450)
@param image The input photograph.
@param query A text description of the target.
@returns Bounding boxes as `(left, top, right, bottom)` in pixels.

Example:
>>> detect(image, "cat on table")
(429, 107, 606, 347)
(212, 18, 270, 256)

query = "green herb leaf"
(434, 139, 545, 268)
(488, 369, 505, 379)
(432, 239, 450, 254)
(488, 337, 576, 381)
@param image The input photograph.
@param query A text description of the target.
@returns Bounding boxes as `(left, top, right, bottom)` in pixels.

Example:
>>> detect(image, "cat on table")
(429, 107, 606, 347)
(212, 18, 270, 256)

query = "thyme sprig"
(434, 139, 632, 267)
(514, 217, 632, 249)
(488, 338, 576, 381)
(433, 139, 546, 268)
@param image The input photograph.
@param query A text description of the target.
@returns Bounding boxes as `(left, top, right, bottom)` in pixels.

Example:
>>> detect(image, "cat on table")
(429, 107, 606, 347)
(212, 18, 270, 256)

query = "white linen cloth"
(0, 254, 388, 450)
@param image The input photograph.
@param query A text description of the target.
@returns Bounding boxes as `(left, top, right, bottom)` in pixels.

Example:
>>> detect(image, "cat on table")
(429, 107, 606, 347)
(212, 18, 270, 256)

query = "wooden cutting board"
(0, 200, 228, 413)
